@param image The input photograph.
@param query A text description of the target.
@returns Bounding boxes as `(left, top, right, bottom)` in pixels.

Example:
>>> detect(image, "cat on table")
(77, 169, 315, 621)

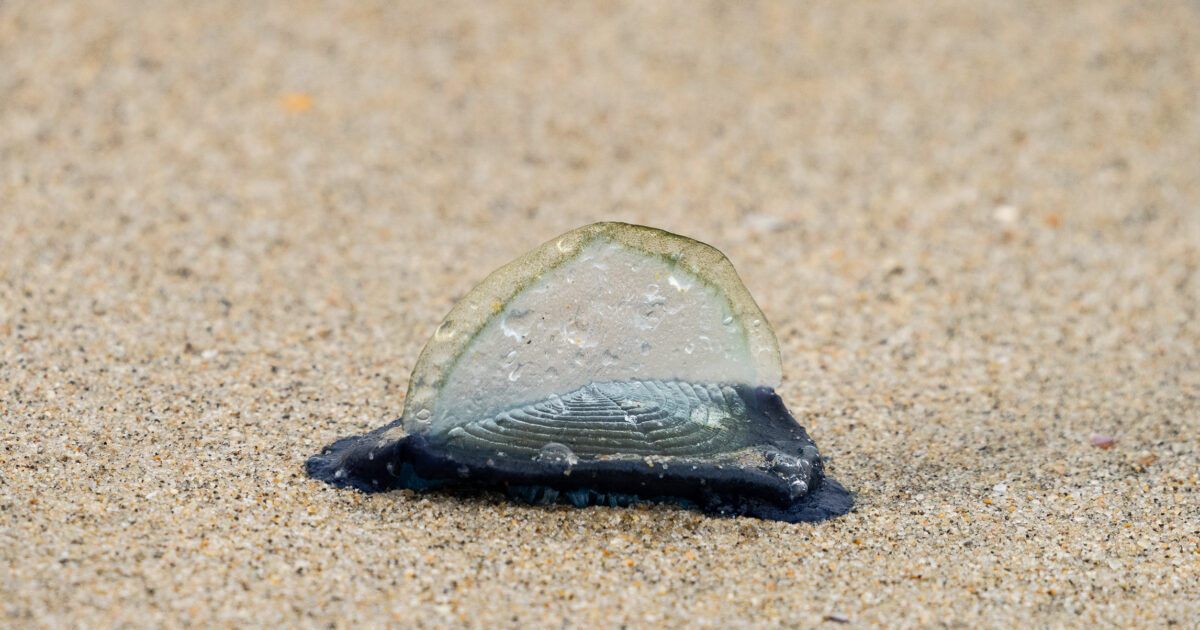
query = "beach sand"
(2, 1, 1198, 627)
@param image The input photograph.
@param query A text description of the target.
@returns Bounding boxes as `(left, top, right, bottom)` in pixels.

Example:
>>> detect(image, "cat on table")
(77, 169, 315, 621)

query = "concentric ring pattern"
(440, 379, 754, 458)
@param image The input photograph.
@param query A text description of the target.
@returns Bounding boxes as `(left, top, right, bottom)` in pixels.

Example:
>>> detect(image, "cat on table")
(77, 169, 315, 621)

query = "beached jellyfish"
(307, 222, 852, 522)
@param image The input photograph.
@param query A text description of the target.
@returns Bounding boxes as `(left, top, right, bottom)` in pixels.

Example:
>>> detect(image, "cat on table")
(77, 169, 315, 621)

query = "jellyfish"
(307, 222, 852, 522)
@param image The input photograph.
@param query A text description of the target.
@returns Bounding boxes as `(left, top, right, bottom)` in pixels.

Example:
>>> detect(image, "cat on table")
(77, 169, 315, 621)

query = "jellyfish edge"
(306, 420, 853, 524)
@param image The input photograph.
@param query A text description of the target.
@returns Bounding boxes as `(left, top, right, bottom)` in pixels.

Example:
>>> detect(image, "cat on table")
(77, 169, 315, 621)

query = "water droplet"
(773, 455, 802, 475)
(535, 442, 579, 466)
(788, 479, 809, 499)
(500, 309, 534, 340)
(634, 302, 665, 330)
(508, 364, 524, 382)
(797, 458, 812, 477)
(434, 321, 455, 341)
(502, 349, 518, 366)
(684, 343, 695, 354)
(415, 408, 431, 421)
(667, 274, 692, 293)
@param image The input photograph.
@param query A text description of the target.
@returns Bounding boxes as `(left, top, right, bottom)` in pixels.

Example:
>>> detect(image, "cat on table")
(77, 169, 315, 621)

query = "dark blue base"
(306, 388, 853, 523)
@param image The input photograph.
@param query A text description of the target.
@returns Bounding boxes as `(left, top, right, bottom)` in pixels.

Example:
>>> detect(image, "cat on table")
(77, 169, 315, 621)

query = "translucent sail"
(401, 222, 782, 436)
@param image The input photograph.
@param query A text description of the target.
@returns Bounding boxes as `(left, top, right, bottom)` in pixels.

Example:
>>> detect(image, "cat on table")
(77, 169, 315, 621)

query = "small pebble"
(992, 204, 1019, 224)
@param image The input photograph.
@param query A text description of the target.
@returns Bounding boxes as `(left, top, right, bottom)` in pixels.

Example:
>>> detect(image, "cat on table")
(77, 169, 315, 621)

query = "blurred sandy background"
(2, 1, 1198, 627)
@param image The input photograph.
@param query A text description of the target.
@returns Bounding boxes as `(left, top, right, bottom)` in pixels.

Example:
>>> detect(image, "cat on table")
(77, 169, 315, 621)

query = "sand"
(2, 1, 1199, 627)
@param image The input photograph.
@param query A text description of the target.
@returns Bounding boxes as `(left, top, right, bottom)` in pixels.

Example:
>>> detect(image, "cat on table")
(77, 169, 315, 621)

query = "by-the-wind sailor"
(306, 222, 852, 522)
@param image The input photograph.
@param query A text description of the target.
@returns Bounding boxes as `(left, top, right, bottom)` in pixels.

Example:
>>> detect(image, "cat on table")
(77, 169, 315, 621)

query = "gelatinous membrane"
(401, 222, 782, 436)
(307, 222, 852, 523)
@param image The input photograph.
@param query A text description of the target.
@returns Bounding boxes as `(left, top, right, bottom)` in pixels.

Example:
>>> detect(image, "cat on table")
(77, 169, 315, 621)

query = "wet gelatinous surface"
(431, 240, 773, 436)
(400, 222, 782, 437)
(308, 222, 851, 523)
